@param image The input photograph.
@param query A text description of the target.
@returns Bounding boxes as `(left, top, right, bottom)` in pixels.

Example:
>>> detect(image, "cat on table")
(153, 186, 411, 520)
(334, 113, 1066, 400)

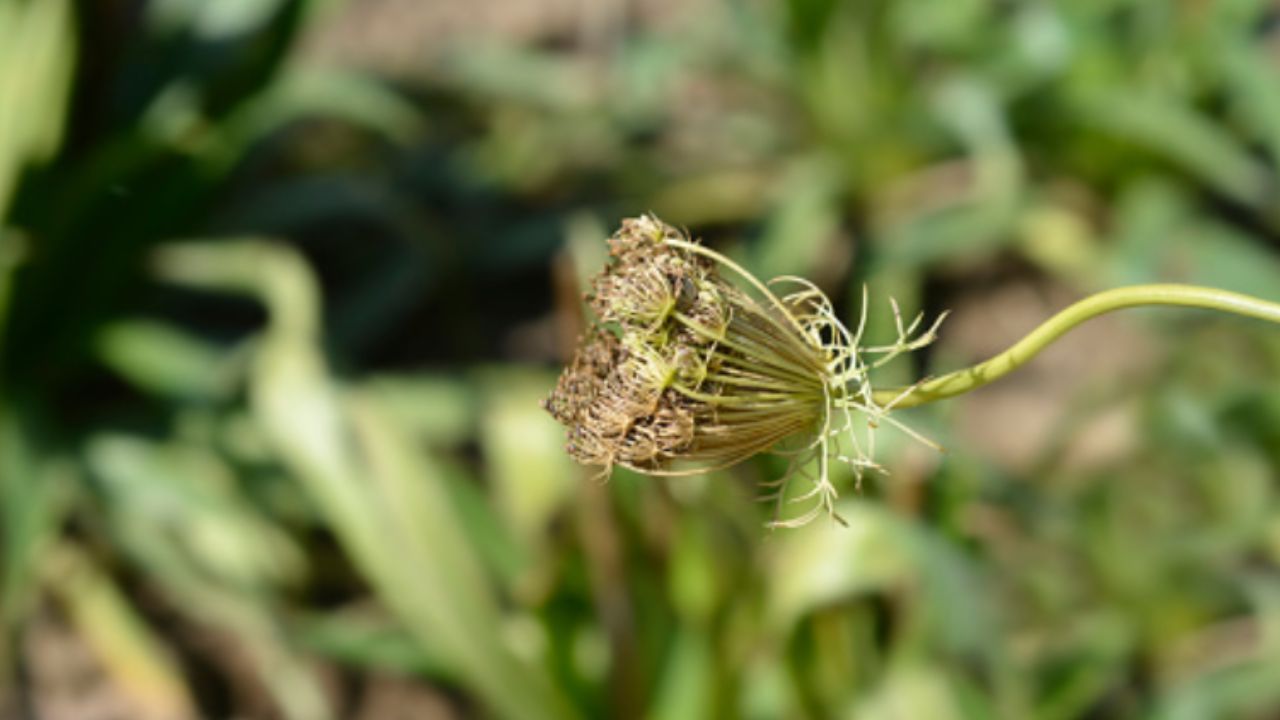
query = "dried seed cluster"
(545, 215, 944, 526)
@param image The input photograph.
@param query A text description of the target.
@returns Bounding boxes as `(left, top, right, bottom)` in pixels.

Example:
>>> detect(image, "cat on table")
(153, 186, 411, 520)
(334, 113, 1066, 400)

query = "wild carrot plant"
(546, 216, 1280, 528)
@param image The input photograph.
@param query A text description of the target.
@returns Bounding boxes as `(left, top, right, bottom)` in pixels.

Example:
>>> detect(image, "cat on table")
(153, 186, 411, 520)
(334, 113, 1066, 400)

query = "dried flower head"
(544, 215, 945, 527)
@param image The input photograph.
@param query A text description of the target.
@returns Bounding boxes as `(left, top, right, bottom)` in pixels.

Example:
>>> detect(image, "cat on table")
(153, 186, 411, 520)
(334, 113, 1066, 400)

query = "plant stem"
(871, 284, 1280, 409)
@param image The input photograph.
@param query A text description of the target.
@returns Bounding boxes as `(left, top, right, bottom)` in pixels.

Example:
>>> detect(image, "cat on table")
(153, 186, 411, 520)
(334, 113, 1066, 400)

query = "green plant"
(5, 1, 1280, 718)
(1, 3, 577, 719)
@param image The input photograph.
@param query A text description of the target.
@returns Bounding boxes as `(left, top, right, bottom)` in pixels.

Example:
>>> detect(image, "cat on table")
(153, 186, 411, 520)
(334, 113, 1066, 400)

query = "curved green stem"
(871, 284, 1280, 410)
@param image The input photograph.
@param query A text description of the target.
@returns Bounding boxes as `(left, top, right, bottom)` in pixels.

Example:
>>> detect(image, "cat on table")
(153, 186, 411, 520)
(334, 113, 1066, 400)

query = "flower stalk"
(872, 284, 1280, 409)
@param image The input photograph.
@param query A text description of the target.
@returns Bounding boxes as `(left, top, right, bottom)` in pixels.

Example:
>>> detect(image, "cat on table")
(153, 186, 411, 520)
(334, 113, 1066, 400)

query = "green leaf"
(97, 320, 240, 401)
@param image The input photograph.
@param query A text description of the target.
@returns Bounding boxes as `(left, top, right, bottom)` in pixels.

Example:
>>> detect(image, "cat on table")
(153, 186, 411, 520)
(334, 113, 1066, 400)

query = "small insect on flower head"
(543, 215, 946, 527)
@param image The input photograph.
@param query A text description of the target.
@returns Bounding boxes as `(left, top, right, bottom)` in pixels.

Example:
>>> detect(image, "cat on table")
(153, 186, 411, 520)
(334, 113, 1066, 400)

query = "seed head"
(544, 215, 946, 527)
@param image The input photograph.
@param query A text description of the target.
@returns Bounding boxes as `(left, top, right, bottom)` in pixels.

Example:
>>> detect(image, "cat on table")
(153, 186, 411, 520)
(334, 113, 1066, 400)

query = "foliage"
(2, 0, 1280, 718)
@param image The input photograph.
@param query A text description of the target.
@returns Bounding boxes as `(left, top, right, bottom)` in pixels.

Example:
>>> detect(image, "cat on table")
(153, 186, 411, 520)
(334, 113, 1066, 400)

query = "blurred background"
(2, 0, 1280, 718)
